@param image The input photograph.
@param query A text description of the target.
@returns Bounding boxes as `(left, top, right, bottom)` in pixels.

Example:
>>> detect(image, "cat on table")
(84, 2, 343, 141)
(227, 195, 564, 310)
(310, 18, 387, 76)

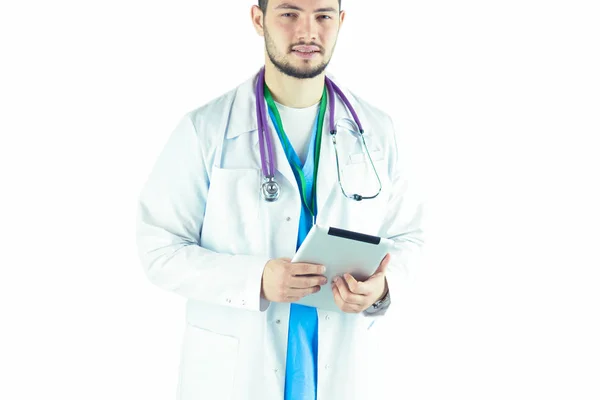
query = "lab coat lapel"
(255, 105, 297, 188)
(316, 76, 357, 220)
(227, 70, 296, 188)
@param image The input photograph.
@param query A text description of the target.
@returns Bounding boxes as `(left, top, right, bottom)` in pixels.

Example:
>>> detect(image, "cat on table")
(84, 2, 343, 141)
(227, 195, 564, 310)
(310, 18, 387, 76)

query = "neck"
(264, 62, 325, 108)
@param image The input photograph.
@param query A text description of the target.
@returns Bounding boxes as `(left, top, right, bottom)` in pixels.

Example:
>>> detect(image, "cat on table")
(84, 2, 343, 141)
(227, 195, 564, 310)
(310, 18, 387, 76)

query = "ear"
(251, 5, 265, 37)
(338, 10, 346, 29)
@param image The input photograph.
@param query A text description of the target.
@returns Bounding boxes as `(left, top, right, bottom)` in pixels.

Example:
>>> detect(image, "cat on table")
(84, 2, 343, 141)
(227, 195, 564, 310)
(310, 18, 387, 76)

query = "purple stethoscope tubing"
(256, 69, 276, 179)
(255, 67, 364, 182)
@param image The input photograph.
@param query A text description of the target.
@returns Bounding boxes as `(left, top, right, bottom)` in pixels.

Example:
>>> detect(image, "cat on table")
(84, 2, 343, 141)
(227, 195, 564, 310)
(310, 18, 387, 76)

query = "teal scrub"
(265, 86, 327, 400)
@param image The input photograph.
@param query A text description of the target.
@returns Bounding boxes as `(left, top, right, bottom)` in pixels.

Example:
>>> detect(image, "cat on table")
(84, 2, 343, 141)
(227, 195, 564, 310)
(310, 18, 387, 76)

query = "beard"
(264, 26, 332, 79)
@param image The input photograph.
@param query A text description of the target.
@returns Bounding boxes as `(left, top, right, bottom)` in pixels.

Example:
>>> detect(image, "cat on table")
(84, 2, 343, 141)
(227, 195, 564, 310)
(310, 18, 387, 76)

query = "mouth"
(292, 45, 321, 59)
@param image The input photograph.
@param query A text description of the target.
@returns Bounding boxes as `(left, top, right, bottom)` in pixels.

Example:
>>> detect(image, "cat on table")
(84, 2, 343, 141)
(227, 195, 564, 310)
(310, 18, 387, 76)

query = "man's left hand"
(331, 253, 390, 313)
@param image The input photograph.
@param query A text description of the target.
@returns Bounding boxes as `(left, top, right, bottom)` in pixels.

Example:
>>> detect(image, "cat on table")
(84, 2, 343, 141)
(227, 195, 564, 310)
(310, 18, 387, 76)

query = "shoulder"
(327, 72, 396, 135)
(165, 74, 254, 170)
(183, 84, 240, 137)
(178, 72, 253, 130)
(349, 91, 395, 133)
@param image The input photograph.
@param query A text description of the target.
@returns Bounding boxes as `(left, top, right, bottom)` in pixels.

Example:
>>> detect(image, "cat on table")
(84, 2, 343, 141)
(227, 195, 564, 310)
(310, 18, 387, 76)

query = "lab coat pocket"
(201, 166, 262, 254)
(205, 166, 260, 223)
(178, 323, 239, 400)
(348, 149, 384, 164)
(341, 155, 387, 200)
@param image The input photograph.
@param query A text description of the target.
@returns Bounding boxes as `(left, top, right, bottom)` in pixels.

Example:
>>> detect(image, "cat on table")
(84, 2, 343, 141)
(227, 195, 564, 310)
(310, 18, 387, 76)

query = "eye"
(318, 15, 332, 20)
(281, 13, 297, 18)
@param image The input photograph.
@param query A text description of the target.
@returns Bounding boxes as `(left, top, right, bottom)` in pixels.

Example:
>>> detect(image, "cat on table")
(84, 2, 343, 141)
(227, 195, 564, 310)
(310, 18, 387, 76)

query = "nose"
(296, 15, 317, 43)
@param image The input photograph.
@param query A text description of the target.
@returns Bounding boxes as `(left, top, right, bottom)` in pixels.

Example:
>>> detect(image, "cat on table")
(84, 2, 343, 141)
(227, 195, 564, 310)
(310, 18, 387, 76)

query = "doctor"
(136, 0, 424, 399)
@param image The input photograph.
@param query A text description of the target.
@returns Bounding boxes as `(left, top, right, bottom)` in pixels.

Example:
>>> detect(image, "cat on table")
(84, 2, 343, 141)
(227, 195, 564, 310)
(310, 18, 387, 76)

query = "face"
(257, 0, 345, 79)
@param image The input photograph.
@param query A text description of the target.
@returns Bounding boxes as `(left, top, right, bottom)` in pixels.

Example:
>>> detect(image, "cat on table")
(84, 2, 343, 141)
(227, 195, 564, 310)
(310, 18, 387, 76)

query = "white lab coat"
(136, 69, 424, 400)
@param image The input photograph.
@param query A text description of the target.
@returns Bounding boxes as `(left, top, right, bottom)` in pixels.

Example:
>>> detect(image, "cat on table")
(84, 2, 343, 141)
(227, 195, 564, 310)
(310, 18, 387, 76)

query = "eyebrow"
(275, 3, 338, 13)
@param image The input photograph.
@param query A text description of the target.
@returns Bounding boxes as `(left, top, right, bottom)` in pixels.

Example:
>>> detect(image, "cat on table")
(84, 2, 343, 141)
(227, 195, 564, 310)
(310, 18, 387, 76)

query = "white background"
(1, 0, 599, 399)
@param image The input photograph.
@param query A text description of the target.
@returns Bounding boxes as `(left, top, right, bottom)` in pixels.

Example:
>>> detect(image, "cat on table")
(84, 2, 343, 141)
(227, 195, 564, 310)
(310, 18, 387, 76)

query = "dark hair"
(258, 0, 341, 14)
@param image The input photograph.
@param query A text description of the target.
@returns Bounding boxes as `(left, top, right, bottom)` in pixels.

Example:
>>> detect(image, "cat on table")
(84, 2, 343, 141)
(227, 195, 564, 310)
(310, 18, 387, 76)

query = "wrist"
(369, 280, 390, 311)
(377, 279, 389, 301)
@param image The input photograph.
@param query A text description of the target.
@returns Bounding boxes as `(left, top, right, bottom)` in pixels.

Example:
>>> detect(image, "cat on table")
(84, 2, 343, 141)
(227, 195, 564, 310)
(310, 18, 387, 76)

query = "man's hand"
(261, 258, 328, 303)
(331, 253, 391, 313)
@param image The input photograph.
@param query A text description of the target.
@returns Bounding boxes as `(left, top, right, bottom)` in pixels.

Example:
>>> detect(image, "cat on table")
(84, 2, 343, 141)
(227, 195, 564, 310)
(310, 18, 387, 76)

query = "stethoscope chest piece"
(262, 177, 280, 202)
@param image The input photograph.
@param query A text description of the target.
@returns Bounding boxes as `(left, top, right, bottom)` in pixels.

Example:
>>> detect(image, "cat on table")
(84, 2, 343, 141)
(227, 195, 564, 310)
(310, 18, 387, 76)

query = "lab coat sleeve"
(362, 115, 425, 322)
(136, 113, 271, 312)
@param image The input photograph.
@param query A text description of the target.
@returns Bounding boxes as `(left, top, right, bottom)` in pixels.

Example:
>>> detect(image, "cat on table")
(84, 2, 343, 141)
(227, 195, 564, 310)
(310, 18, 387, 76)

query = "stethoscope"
(255, 67, 382, 203)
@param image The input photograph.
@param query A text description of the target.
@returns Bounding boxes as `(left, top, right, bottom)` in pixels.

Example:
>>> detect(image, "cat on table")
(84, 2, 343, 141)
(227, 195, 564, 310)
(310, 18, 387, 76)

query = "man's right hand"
(261, 258, 327, 303)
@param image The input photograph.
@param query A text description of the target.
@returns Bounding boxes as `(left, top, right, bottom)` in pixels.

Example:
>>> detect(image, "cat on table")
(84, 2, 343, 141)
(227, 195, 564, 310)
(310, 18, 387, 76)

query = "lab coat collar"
(225, 68, 366, 217)
(225, 71, 260, 139)
(225, 69, 361, 140)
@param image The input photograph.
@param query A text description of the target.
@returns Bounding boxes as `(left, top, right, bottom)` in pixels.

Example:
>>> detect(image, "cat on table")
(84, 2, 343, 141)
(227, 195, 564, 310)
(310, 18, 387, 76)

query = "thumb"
(371, 253, 390, 279)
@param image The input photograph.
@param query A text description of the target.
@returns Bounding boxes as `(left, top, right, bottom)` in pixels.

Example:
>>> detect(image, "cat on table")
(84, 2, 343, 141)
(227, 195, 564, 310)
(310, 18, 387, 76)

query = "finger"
(369, 253, 391, 281)
(333, 276, 364, 306)
(290, 262, 326, 276)
(332, 284, 362, 313)
(290, 275, 328, 289)
(374, 253, 391, 275)
(343, 273, 371, 296)
(331, 283, 345, 310)
(287, 285, 321, 299)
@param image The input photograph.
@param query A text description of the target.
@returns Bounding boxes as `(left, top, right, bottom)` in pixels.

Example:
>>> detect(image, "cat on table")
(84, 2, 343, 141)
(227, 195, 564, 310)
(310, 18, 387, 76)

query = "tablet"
(290, 224, 395, 312)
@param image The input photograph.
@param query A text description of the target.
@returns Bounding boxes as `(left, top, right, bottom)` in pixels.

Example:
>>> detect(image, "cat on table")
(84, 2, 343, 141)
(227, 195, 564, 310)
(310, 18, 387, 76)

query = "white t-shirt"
(274, 101, 320, 165)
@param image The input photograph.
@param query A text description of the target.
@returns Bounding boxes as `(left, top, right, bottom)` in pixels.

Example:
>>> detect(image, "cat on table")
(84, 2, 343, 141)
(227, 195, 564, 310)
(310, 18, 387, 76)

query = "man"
(136, 0, 424, 399)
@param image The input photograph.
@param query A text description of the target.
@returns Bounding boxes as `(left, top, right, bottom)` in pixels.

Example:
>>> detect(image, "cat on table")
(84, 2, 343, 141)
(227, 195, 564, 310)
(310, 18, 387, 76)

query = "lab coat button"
(275, 319, 281, 324)
(286, 217, 291, 221)
(242, 300, 246, 306)
(325, 314, 330, 320)
(226, 298, 231, 303)
(325, 364, 330, 369)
